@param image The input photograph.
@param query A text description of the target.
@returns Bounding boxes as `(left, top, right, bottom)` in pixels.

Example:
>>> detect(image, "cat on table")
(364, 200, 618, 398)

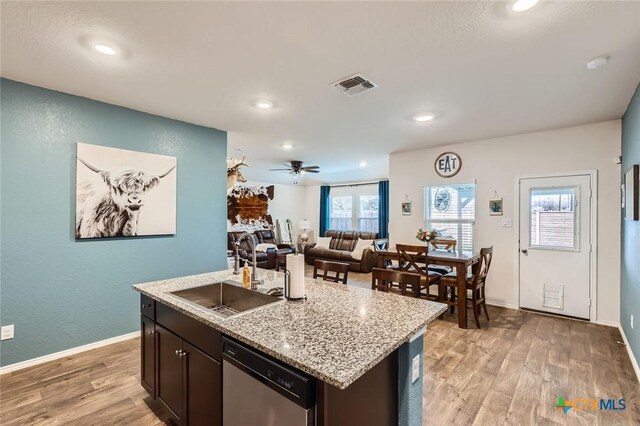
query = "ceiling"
(2, 1, 639, 185)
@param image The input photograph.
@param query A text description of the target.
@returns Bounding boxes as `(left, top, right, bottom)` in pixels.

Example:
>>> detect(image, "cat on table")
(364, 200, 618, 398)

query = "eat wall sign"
(434, 152, 462, 178)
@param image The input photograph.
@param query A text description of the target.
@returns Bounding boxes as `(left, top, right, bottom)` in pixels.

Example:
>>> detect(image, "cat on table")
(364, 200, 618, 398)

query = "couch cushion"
(306, 246, 326, 257)
(338, 251, 359, 263)
(357, 231, 378, 240)
(255, 229, 277, 244)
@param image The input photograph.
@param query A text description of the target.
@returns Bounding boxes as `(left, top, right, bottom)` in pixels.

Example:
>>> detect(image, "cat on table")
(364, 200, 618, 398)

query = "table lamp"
(298, 219, 311, 243)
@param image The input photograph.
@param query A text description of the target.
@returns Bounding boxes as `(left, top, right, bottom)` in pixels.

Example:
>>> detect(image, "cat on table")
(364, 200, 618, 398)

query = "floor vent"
(332, 74, 377, 96)
(542, 282, 564, 310)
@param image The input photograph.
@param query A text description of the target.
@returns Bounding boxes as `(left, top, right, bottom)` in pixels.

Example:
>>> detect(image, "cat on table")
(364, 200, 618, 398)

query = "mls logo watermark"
(555, 396, 626, 414)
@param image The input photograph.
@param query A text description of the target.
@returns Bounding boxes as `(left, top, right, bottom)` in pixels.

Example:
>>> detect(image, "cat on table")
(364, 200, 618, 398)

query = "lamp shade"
(299, 220, 311, 230)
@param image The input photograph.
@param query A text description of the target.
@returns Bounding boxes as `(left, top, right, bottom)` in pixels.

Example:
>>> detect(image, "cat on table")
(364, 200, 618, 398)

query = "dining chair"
(440, 246, 493, 328)
(395, 244, 442, 301)
(371, 268, 422, 298)
(313, 259, 349, 284)
(430, 239, 457, 252)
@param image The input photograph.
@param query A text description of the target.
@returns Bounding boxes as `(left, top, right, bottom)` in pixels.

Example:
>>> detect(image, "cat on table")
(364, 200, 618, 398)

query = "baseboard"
(596, 320, 620, 328)
(0, 331, 139, 375)
(618, 325, 640, 383)
(485, 299, 519, 311)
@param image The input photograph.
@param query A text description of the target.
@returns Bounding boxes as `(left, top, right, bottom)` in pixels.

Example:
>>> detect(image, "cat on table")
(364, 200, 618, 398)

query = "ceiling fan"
(269, 160, 320, 176)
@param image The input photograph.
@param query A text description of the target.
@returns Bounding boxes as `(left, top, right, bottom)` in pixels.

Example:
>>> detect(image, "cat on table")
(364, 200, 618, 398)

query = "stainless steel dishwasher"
(222, 337, 316, 426)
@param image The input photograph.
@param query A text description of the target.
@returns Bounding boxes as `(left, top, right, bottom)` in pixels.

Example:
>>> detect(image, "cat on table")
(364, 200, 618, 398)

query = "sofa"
(303, 230, 387, 273)
(227, 230, 295, 270)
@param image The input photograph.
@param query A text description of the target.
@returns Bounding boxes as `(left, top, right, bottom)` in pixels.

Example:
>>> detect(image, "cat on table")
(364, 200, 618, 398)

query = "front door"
(519, 174, 592, 319)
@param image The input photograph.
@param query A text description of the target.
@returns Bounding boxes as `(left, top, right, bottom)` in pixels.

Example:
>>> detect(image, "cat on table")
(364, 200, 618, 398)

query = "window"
(329, 193, 379, 232)
(424, 183, 475, 252)
(330, 196, 353, 231)
(529, 187, 577, 250)
(358, 195, 379, 233)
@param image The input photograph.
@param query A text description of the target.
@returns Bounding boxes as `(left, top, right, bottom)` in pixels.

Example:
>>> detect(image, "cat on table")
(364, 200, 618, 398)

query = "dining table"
(375, 248, 481, 329)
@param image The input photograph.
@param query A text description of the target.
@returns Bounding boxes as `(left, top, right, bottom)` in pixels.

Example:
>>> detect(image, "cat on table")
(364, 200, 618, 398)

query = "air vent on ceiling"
(332, 74, 377, 96)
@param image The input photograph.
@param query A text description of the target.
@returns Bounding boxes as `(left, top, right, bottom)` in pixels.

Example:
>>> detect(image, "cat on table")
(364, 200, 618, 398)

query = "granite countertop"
(133, 268, 447, 390)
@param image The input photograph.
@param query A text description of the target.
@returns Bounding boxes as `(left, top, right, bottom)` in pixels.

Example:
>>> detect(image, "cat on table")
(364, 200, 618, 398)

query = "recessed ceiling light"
(511, 0, 539, 12)
(586, 56, 610, 70)
(255, 100, 274, 109)
(359, 161, 368, 168)
(281, 143, 293, 150)
(94, 43, 117, 56)
(413, 113, 435, 122)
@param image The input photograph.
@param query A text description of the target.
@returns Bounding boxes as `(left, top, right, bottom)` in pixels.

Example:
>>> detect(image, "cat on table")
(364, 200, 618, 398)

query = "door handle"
(521, 249, 528, 254)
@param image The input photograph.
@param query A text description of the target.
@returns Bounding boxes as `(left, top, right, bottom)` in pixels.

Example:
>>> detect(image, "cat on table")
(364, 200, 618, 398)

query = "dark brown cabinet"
(157, 324, 185, 421)
(141, 297, 222, 426)
(183, 342, 222, 426)
(140, 315, 156, 396)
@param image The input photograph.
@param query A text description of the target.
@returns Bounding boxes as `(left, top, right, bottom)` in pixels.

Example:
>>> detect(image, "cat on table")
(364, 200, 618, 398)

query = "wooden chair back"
(395, 244, 428, 275)
(470, 246, 493, 287)
(313, 259, 349, 284)
(371, 268, 421, 297)
(430, 239, 457, 252)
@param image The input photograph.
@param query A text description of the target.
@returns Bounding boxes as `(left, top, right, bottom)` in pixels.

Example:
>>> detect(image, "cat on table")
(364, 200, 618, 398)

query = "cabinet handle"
(179, 350, 188, 359)
(175, 349, 181, 356)
(142, 303, 151, 308)
(147, 331, 155, 335)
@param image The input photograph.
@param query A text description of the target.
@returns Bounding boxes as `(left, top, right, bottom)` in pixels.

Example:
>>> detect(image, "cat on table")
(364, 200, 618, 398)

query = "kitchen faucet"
(235, 232, 263, 289)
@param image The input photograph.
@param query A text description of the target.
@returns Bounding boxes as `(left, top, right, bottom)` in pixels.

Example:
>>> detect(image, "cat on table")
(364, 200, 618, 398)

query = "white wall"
(389, 120, 621, 324)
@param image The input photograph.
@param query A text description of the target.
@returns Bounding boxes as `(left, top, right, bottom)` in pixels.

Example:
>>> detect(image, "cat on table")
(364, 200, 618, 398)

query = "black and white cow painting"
(75, 143, 177, 239)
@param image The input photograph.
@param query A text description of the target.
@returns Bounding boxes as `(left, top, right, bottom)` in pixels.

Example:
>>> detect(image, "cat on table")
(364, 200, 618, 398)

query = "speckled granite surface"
(133, 268, 446, 390)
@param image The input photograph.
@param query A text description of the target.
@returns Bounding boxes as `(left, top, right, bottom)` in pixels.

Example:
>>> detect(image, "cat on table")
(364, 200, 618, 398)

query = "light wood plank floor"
(1, 270, 638, 425)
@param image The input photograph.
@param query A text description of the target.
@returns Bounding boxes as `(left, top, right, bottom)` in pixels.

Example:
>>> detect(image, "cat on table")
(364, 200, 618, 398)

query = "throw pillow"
(351, 239, 374, 260)
(315, 237, 332, 249)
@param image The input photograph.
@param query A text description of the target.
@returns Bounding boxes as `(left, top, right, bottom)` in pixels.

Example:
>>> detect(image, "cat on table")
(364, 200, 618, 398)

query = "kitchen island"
(134, 268, 446, 426)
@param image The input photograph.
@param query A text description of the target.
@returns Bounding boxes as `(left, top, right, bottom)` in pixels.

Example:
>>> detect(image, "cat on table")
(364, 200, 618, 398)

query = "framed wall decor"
(401, 195, 412, 216)
(75, 143, 177, 239)
(489, 197, 504, 216)
(434, 152, 462, 178)
(624, 164, 639, 221)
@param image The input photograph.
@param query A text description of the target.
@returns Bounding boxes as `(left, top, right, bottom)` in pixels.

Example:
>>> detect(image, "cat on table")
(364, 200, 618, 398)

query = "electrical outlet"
(501, 218, 512, 228)
(1, 325, 14, 340)
(411, 355, 420, 383)
(631, 314, 634, 329)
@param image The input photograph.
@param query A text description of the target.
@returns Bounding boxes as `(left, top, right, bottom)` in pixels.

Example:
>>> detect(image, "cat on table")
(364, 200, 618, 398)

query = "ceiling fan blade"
(304, 170, 320, 173)
(269, 168, 293, 171)
(300, 166, 319, 170)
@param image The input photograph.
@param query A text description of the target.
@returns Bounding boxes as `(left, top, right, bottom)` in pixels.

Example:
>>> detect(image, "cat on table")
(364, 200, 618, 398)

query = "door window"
(529, 187, 578, 250)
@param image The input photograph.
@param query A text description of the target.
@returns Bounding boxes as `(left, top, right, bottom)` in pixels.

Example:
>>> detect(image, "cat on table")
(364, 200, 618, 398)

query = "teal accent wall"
(397, 333, 423, 426)
(621, 82, 640, 367)
(0, 79, 228, 367)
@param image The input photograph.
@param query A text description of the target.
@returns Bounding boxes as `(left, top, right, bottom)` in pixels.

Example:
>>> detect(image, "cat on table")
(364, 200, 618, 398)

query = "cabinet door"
(183, 341, 222, 426)
(140, 315, 156, 397)
(156, 324, 184, 422)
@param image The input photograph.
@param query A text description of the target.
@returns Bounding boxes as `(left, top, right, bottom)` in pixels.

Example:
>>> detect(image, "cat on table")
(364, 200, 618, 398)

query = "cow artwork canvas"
(75, 143, 177, 239)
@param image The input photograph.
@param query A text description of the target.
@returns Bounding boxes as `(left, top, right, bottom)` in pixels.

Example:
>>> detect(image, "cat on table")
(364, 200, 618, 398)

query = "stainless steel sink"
(170, 281, 282, 318)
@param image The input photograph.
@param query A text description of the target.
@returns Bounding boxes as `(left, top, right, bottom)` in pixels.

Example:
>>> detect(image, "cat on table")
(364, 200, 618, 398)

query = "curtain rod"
(329, 180, 385, 188)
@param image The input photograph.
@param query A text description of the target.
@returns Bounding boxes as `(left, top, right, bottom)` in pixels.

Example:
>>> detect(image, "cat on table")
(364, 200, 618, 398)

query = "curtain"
(378, 180, 389, 239)
(319, 185, 331, 237)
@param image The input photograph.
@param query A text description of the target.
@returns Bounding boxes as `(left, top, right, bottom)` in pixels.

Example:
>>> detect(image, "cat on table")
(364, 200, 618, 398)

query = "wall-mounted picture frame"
(625, 164, 639, 221)
(401, 202, 412, 216)
(489, 197, 503, 216)
(75, 143, 177, 239)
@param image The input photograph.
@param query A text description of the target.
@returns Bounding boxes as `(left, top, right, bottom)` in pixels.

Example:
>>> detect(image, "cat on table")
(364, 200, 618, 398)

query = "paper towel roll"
(286, 253, 305, 299)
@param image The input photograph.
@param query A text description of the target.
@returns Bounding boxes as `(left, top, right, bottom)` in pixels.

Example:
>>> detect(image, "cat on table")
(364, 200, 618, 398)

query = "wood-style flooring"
(1, 269, 638, 425)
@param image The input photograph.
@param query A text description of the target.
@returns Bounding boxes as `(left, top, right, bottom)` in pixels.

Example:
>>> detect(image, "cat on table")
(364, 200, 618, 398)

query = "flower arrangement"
(416, 228, 439, 243)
